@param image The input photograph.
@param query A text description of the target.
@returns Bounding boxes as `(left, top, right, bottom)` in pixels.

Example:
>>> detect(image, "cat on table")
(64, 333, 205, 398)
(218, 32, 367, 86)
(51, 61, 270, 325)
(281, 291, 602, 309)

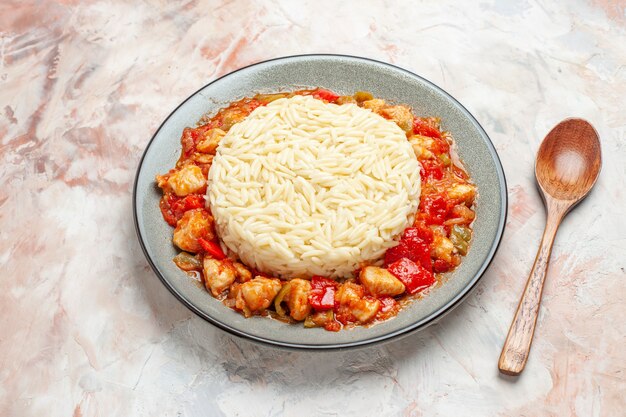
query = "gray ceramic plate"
(133, 54, 507, 350)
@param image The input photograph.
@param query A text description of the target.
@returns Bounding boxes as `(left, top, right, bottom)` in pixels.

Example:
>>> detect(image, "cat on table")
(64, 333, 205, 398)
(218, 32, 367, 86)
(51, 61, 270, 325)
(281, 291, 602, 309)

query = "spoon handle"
(498, 201, 566, 375)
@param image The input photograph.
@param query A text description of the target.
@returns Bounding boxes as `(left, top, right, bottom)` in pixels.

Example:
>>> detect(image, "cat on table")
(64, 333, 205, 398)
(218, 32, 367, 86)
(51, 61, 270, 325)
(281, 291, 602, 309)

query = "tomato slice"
(387, 258, 435, 295)
(185, 194, 204, 210)
(308, 276, 337, 311)
(413, 118, 442, 139)
(168, 194, 206, 223)
(181, 127, 204, 157)
(384, 240, 431, 271)
(159, 195, 179, 227)
(197, 238, 227, 260)
(403, 225, 433, 244)
(420, 159, 444, 181)
(385, 226, 434, 271)
(312, 89, 339, 103)
(420, 194, 452, 225)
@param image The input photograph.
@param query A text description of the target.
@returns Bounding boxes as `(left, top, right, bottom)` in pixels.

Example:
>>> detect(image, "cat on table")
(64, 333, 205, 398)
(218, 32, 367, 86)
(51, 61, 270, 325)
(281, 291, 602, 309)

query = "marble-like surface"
(1, 0, 625, 415)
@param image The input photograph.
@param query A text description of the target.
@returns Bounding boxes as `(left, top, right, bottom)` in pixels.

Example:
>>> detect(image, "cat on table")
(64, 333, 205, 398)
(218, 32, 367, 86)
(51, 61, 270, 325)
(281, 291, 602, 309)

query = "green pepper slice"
(274, 282, 292, 318)
(450, 225, 471, 255)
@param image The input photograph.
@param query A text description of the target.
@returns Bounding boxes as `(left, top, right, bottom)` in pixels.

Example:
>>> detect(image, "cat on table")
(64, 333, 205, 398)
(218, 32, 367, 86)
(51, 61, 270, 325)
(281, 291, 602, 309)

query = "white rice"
(208, 95, 421, 279)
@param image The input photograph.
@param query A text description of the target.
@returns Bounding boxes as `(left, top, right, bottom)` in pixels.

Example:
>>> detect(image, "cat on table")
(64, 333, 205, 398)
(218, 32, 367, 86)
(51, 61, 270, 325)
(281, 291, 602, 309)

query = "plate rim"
(132, 53, 508, 350)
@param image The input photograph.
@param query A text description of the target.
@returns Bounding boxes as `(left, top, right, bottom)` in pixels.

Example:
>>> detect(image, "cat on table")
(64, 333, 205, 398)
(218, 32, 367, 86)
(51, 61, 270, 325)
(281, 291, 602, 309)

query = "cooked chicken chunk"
(335, 282, 364, 306)
(408, 135, 435, 159)
(172, 209, 214, 253)
(433, 235, 454, 264)
(191, 152, 214, 165)
(447, 184, 476, 205)
(359, 266, 405, 297)
(334, 282, 379, 323)
(167, 164, 206, 196)
(350, 297, 381, 323)
(203, 258, 236, 297)
(381, 105, 413, 132)
(361, 98, 386, 113)
(233, 262, 252, 283)
(235, 277, 282, 316)
(197, 128, 225, 154)
(285, 278, 312, 321)
(155, 171, 171, 190)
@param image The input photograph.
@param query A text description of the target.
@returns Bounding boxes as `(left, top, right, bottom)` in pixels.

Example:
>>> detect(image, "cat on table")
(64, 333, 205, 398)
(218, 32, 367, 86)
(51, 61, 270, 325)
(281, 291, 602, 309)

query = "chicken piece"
(447, 184, 476, 205)
(334, 282, 381, 324)
(361, 98, 386, 113)
(334, 282, 364, 307)
(226, 282, 241, 308)
(167, 164, 206, 197)
(235, 277, 282, 316)
(197, 128, 225, 154)
(191, 152, 214, 165)
(351, 297, 381, 323)
(172, 209, 214, 253)
(451, 204, 475, 222)
(155, 171, 171, 190)
(408, 135, 435, 159)
(380, 105, 413, 132)
(359, 266, 405, 297)
(203, 258, 236, 297)
(334, 282, 360, 324)
(233, 262, 252, 283)
(433, 235, 454, 264)
(305, 310, 335, 328)
(411, 144, 431, 160)
(285, 279, 312, 321)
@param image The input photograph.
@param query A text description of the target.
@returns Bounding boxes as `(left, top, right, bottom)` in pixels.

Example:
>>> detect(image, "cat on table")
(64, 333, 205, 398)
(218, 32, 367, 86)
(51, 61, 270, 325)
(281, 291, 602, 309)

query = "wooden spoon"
(498, 118, 601, 376)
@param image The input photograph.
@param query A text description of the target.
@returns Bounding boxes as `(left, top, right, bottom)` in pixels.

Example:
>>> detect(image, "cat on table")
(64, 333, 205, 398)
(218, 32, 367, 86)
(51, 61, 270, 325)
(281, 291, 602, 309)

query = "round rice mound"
(208, 95, 421, 279)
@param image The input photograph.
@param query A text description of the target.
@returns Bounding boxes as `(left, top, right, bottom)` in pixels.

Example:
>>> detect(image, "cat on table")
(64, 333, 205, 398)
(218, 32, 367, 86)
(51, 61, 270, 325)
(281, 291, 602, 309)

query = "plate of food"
(133, 54, 507, 349)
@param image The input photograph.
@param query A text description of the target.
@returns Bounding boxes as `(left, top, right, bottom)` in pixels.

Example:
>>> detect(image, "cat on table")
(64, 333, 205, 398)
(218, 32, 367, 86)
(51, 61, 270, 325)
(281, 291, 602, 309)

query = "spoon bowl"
(499, 118, 601, 376)
(536, 118, 602, 203)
